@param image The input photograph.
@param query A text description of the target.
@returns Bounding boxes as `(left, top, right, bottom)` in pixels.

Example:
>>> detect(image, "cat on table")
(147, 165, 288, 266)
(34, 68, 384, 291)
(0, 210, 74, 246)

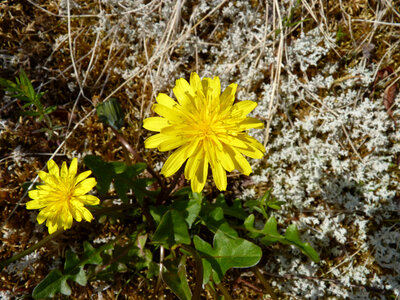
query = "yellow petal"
(144, 133, 171, 149)
(184, 137, 201, 158)
(74, 178, 97, 195)
(218, 135, 249, 149)
(232, 135, 265, 159)
(239, 117, 264, 130)
(173, 78, 196, 108)
(75, 170, 92, 185)
(239, 134, 266, 153)
(158, 136, 187, 151)
(184, 145, 204, 180)
(211, 161, 227, 191)
(143, 117, 170, 132)
(153, 103, 183, 122)
(225, 145, 252, 175)
(47, 160, 59, 177)
(215, 146, 235, 172)
(209, 76, 221, 99)
(75, 194, 100, 205)
(190, 72, 202, 93)
(26, 198, 41, 209)
(191, 154, 209, 193)
(61, 161, 68, 178)
(81, 207, 94, 222)
(232, 101, 258, 118)
(69, 158, 78, 177)
(47, 222, 58, 234)
(220, 83, 237, 110)
(37, 210, 48, 224)
(161, 145, 190, 177)
(157, 93, 177, 108)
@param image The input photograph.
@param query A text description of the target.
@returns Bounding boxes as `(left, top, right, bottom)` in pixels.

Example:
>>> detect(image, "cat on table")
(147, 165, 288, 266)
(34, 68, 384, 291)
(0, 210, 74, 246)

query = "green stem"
(0, 228, 64, 271)
(205, 283, 218, 299)
(216, 282, 233, 300)
(110, 127, 164, 189)
(91, 203, 139, 216)
(253, 267, 278, 300)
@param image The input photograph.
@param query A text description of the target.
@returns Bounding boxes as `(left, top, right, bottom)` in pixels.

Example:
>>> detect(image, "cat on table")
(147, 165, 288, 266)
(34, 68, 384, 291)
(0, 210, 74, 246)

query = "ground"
(1, 0, 400, 299)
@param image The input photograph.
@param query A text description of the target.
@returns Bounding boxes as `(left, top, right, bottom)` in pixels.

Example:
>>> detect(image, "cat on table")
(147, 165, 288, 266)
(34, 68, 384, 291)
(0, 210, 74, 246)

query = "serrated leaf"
(32, 251, 87, 299)
(32, 269, 71, 298)
(82, 241, 103, 265)
(244, 215, 320, 262)
(152, 210, 190, 248)
(284, 225, 320, 263)
(261, 216, 284, 245)
(162, 256, 192, 300)
(33, 241, 113, 299)
(194, 230, 262, 284)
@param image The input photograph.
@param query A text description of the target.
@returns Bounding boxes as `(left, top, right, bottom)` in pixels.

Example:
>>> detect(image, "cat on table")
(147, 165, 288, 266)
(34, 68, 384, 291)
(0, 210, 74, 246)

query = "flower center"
(197, 116, 217, 138)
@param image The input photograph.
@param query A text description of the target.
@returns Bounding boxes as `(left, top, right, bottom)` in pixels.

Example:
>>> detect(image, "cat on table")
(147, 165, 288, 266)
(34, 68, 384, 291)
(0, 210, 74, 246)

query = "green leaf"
(32, 269, 71, 298)
(162, 256, 192, 300)
(43, 105, 57, 115)
(83, 155, 114, 195)
(83, 155, 148, 202)
(171, 192, 202, 228)
(201, 207, 238, 238)
(33, 251, 86, 299)
(149, 205, 168, 225)
(152, 209, 190, 249)
(261, 216, 285, 245)
(194, 230, 262, 284)
(21, 110, 41, 117)
(244, 215, 320, 263)
(82, 241, 103, 265)
(96, 98, 124, 130)
(130, 177, 156, 203)
(33, 241, 113, 299)
(211, 194, 248, 220)
(284, 225, 320, 263)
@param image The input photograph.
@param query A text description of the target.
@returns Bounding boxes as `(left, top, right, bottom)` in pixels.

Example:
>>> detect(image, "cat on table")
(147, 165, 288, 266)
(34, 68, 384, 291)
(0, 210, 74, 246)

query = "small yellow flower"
(26, 158, 100, 234)
(143, 72, 265, 193)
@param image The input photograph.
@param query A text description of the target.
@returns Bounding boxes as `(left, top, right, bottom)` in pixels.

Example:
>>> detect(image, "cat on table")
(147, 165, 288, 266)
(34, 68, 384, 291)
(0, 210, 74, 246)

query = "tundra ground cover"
(0, 0, 399, 299)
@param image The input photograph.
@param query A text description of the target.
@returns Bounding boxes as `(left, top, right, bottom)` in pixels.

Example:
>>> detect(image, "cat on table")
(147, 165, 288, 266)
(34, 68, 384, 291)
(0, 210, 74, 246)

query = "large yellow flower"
(143, 72, 265, 193)
(26, 158, 100, 234)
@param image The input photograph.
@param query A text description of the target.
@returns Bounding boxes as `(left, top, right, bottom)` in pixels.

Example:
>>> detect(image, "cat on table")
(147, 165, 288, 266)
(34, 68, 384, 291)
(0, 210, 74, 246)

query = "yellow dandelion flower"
(26, 158, 100, 234)
(143, 72, 265, 193)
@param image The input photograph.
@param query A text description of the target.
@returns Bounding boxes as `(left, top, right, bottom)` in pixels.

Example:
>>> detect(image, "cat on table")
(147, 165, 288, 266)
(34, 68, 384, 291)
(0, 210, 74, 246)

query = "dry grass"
(1, 0, 400, 299)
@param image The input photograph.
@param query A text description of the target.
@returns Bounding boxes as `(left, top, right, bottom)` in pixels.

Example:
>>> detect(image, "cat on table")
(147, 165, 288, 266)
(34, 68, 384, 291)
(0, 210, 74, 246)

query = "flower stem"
(252, 267, 278, 300)
(216, 282, 233, 300)
(157, 165, 184, 205)
(180, 244, 203, 300)
(110, 127, 164, 189)
(0, 228, 64, 271)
